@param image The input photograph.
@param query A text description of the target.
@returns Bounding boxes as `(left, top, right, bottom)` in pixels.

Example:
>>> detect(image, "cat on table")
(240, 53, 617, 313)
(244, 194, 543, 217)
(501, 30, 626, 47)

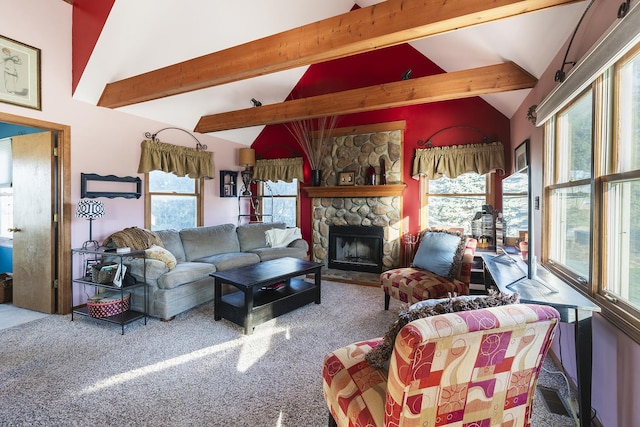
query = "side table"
(71, 247, 148, 334)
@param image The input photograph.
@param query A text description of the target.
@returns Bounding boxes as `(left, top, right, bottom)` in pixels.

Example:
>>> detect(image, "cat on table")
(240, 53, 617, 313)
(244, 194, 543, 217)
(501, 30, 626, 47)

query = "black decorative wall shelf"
(220, 170, 238, 198)
(81, 173, 142, 199)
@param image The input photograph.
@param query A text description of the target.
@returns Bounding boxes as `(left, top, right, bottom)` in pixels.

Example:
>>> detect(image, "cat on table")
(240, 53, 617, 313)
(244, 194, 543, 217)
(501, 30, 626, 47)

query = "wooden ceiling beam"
(98, 0, 578, 109)
(194, 62, 536, 133)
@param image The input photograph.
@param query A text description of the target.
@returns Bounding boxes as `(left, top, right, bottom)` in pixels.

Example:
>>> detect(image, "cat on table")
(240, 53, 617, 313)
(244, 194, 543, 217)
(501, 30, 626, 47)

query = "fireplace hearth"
(329, 225, 384, 273)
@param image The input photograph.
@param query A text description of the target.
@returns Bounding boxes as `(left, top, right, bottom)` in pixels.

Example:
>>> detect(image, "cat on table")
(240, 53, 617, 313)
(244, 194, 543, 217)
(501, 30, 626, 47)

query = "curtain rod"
(417, 125, 496, 148)
(144, 127, 208, 151)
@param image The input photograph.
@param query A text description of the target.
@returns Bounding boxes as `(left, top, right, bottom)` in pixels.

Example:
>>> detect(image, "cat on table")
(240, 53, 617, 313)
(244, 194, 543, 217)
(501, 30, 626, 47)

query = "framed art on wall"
(0, 35, 41, 110)
(514, 139, 529, 172)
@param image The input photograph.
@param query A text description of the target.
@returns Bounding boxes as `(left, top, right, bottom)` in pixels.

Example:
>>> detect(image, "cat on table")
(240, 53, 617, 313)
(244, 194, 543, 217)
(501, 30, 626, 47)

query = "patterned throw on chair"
(322, 302, 560, 427)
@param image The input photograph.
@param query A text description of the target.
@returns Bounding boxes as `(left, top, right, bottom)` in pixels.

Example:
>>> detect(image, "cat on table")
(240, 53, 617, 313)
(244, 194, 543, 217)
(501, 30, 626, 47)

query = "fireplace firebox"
(328, 225, 384, 273)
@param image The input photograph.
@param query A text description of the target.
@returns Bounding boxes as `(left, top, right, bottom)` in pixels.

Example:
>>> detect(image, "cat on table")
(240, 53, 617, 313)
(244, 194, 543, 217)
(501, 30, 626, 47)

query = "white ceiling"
(74, 0, 589, 146)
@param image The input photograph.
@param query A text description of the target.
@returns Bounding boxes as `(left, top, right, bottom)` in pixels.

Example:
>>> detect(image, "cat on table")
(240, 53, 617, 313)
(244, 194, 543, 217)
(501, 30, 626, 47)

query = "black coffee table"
(210, 257, 322, 334)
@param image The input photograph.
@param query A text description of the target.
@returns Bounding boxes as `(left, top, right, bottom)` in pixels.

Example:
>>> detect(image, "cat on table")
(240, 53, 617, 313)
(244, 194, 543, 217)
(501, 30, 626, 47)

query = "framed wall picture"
(514, 139, 529, 172)
(338, 171, 355, 186)
(0, 35, 41, 110)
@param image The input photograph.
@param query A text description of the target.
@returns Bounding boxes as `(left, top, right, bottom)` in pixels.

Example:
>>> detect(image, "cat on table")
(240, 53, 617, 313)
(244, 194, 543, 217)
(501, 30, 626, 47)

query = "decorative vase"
(367, 165, 376, 185)
(380, 159, 387, 185)
(311, 169, 322, 186)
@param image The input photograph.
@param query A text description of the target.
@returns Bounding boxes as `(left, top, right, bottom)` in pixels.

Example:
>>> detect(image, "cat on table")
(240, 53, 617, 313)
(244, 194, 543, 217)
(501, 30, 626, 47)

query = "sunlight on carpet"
(0, 280, 578, 426)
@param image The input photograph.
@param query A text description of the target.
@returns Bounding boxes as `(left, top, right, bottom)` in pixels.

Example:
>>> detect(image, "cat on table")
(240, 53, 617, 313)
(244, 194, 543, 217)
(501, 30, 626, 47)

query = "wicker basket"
(90, 262, 119, 284)
(87, 291, 131, 318)
(0, 273, 12, 304)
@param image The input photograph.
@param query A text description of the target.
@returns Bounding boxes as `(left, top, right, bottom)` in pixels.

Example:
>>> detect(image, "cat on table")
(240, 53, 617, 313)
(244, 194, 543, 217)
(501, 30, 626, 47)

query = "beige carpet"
(0, 280, 577, 426)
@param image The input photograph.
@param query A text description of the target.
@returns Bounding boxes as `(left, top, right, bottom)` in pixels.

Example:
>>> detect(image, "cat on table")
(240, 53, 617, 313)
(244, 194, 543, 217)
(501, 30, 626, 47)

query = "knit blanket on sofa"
(102, 227, 163, 250)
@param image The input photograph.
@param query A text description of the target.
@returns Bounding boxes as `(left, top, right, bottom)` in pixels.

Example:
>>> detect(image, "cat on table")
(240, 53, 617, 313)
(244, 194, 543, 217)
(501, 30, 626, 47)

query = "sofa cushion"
(155, 229, 186, 262)
(180, 224, 239, 261)
(194, 252, 260, 271)
(125, 258, 168, 282)
(237, 222, 286, 252)
(412, 230, 464, 280)
(365, 290, 520, 369)
(145, 244, 177, 269)
(157, 262, 217, 290)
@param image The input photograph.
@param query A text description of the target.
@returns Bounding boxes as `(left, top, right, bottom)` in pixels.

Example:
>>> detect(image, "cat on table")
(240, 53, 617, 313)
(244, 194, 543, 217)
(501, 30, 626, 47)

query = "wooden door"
(11, 132, 55, 313)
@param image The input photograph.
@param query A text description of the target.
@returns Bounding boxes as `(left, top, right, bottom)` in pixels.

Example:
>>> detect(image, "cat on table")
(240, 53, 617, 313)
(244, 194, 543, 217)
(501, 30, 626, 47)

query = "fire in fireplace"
(328, 225, 384, 273)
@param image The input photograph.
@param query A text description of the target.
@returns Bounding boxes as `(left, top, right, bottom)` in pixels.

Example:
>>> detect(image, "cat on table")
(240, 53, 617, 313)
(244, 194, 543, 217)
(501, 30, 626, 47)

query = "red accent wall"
(71, 0, 115, 93)
(252, 43, 510, 244)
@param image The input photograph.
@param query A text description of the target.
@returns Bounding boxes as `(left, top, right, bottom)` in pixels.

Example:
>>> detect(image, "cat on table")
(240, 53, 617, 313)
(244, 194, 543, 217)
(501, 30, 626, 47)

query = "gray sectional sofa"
(121, 222, 308, 320)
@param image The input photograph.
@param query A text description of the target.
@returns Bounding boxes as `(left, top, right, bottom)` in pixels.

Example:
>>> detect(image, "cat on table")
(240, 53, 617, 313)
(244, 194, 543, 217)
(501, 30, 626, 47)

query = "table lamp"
(239, 148, 255, 196)
(76, 199, 105, 249)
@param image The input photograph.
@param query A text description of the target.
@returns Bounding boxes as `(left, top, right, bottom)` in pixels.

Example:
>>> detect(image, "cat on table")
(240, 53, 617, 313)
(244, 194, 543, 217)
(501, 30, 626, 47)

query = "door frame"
(0, 111, 71, 314)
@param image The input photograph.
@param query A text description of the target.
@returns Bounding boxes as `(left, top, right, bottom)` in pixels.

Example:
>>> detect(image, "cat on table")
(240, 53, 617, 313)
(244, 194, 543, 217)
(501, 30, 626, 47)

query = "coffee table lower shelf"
(216, 278, 317, 333)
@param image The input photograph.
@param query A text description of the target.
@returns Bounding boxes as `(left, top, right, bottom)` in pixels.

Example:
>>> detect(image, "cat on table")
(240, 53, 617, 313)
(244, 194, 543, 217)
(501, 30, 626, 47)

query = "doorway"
(0, 111, 71, 315)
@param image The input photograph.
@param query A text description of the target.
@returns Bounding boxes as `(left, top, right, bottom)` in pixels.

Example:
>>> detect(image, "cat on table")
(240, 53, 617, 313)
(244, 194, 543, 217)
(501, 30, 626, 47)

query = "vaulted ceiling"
(73, 0, 589, 146)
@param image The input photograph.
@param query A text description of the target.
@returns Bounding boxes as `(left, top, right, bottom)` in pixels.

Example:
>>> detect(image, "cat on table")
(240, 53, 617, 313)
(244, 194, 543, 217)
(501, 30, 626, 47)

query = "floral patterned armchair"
(322, 304, 560, 427)
(381, 230, 477, 310)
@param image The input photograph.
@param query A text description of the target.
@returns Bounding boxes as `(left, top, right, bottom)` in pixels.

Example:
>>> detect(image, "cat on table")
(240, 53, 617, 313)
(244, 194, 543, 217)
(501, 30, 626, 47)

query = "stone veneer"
(321, 129, 402, 186)
(310, 126, 403, 270)
(311, 196, 401, 270)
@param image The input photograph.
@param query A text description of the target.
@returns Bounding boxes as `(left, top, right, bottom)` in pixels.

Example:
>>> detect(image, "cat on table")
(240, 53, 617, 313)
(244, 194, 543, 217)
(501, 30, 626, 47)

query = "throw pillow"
(412, 229, 466, 280)
(265, 227, 302, 248)
(145, 244, 177, 269)
(365, 290, 520, 369)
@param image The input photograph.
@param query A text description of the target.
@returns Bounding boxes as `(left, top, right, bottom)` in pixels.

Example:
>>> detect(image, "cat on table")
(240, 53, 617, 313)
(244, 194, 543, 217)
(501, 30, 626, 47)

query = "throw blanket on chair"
(102, 227, 163, 250)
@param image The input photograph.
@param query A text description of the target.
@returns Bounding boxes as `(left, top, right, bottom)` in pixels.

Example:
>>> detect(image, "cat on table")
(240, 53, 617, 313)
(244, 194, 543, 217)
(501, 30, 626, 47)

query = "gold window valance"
(252, 157, 304, 183)
(137, 139, 215, 179)
(412, 141, 505, 180)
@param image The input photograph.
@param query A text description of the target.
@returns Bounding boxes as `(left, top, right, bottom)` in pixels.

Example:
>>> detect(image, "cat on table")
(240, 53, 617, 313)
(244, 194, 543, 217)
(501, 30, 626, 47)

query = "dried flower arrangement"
(286, 115, 339, 170)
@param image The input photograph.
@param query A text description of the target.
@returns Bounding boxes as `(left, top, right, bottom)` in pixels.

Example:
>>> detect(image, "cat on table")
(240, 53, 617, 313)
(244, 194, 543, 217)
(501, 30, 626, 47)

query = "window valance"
(137, 139, 215, 179)
(252, 157, 304, 183)
(412, 141, 505, 180)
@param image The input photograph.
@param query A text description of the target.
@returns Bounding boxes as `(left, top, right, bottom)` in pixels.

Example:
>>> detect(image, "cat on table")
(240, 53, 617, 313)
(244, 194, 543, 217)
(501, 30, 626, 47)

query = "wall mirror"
(501, 167, 531, 275)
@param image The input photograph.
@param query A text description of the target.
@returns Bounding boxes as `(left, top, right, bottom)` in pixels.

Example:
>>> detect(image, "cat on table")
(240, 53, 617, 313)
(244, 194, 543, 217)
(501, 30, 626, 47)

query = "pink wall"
(252, 43, 511, 244)
(510, 0, 640, 425)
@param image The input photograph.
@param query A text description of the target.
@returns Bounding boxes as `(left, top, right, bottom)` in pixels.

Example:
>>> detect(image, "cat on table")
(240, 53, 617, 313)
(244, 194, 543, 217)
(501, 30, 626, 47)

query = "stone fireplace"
(310, 194, 402, 271)
(304, 121, 406, 272)
(329, 225, 384, 273)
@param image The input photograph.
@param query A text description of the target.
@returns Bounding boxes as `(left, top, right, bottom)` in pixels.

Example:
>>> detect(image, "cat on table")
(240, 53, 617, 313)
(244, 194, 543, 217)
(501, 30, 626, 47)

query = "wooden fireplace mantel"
(303, 184, 406, 198)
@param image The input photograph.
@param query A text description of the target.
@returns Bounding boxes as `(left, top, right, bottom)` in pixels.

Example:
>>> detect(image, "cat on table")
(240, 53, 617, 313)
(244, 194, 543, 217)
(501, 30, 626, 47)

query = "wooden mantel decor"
(303, 184, 406, 198)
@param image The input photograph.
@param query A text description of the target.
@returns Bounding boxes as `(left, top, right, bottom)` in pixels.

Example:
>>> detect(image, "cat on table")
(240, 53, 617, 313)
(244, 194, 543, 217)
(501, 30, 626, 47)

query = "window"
(544, 42, 640, 340)
(0, 187, 12, 240)
(502, 171, 528, 239)
(261, 179, 299, 227)
(424, 173, 492, 234)
(548, 91, 593, 281)
(0, 138, 12, 240)
(602, 46, 640, 313)
(145, 170, 202, 231)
